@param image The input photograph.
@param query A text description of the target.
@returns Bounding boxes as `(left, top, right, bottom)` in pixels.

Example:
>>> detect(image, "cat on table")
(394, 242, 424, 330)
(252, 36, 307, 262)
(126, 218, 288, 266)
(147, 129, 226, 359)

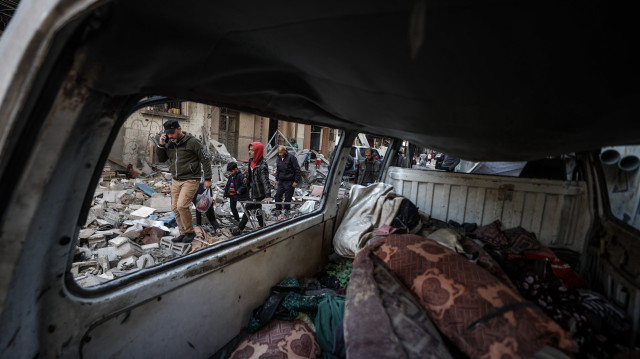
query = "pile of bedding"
(224, 184, 635, 358)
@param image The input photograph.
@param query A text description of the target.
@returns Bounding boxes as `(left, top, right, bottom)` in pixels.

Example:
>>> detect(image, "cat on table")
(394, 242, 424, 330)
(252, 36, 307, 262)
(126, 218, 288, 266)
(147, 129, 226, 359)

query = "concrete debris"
(145, 193, 172, 212)
(117, 256, 138, 271)
(79, 229, 96, 239)
(130, 206, 156, 218)
(74, 155, 337, 287)
(109, 237, 144, 258)
(136, 254, 155, 269)
(122, 223, 144, 239)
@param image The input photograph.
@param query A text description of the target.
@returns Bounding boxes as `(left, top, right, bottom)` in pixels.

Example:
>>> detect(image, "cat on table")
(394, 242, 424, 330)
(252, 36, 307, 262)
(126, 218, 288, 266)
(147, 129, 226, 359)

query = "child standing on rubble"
(223, 162, 248, 223)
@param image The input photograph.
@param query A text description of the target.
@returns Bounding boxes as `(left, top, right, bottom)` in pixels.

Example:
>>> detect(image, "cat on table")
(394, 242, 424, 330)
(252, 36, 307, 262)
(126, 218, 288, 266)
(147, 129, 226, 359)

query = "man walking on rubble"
(224, 162, 248, 223)
(356, 148, 381, 186)
(274, 145, 301, 214)
(157, 119, 212, 243)
(232, 142, 272, 235)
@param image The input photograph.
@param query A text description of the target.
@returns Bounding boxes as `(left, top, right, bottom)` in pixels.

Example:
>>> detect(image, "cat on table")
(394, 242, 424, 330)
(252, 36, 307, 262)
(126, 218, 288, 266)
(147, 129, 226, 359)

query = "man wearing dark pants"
(224, 162, 248, 223)
(156, 119, 212, 243)
(274, 145, 301, 214)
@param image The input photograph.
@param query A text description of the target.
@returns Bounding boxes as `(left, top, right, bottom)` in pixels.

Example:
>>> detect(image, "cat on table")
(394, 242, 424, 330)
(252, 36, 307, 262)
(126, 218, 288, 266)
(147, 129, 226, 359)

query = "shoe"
(171, 235, 185, 243)
(231, 228, 242, 236)
(182, 232, 196, 243)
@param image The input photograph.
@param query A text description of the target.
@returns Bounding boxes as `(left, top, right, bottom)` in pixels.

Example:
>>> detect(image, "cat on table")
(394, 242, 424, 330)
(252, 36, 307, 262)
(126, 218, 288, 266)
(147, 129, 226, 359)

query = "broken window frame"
(69, 96, 348, 290)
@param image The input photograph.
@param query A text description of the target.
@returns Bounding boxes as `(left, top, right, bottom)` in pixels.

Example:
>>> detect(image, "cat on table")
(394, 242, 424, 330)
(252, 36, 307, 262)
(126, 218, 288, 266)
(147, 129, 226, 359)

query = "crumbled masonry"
(73, 154, 344, 287)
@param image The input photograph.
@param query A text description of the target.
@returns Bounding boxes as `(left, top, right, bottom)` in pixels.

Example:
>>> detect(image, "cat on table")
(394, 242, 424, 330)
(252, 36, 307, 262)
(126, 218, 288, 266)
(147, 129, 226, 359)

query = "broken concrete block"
(141, 243, 159, 250)
(122, 223, 144, 239)
(85, 204, 106, 226)
(98, 271, 115, 281)
(102, 190, 128, 203)
(95, 230, 117, 241)
(136, 254, 155, 269)
(87, 233, 106, 248)
(117, 256, 138, 271)
(97, 256, 110, 272)
(79, 229, 96, 239)
(119, 190, 143, 205)
(145, 193, 172, 212)
(159, 237, 191, 256)
(95, 247, 118, 262)
(130, 206, 156, 218)
(76, 274, 104, 288)
(106, 202, 125, 210)
(108, 237, 143, 258)
(71, 261, 100, 277)
(101, 209, 128, 228)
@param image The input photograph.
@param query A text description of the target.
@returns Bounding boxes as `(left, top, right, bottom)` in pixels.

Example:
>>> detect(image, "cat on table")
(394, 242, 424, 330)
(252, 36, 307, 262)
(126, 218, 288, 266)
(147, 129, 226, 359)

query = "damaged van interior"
(1, 0, 639, 358)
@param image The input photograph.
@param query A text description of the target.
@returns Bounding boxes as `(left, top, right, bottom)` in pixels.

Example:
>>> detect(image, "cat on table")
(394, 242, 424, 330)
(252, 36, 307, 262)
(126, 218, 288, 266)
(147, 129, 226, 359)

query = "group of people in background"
(156, 119, 308, 240)
(159, 119, 439, 239)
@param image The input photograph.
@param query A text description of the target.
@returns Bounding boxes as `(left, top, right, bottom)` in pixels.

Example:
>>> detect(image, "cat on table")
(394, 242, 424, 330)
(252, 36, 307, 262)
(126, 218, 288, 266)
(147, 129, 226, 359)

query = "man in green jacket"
(157, 119, 212, 243)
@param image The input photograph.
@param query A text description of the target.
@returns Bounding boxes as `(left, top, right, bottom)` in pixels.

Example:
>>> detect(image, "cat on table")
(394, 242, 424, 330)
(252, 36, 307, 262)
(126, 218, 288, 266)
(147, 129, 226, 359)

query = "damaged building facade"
(109, 100, 339, 170)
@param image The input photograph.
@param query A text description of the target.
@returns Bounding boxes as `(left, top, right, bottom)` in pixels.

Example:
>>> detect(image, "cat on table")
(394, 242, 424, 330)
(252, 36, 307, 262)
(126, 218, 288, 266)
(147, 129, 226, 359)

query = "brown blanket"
(372, 234, 577, 358)
(345, 244, 452, 359)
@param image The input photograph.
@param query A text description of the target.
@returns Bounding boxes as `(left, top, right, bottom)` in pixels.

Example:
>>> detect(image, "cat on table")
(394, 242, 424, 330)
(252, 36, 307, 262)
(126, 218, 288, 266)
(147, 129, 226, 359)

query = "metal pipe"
(600, 149, 620, 166)
(618, 155, 640, 172)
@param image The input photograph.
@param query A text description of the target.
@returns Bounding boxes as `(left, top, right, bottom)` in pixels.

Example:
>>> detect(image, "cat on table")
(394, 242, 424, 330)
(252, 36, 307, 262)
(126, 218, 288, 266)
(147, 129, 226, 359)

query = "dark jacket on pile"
(275, 152, 301, 183)
(156, 132, 212, 181)
(224, 171, 249, 201)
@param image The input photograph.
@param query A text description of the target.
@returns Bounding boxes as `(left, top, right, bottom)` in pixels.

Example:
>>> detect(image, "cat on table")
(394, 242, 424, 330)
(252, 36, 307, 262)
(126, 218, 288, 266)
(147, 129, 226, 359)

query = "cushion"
(230, 319, 322, 359)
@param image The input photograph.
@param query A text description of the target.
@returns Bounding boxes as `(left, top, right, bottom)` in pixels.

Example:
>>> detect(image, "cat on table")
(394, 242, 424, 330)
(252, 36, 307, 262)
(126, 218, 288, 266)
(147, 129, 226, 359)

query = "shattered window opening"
(73, 101, 343, 287)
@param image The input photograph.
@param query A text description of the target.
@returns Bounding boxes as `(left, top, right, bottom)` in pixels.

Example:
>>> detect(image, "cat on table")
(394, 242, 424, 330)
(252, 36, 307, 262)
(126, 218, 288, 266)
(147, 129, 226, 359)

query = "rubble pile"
(73, 154, 336, 287)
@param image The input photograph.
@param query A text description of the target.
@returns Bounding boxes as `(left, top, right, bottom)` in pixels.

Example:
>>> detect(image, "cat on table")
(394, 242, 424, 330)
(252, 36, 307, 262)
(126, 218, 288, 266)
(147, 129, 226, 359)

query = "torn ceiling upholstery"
(77, 0, 639, 161)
